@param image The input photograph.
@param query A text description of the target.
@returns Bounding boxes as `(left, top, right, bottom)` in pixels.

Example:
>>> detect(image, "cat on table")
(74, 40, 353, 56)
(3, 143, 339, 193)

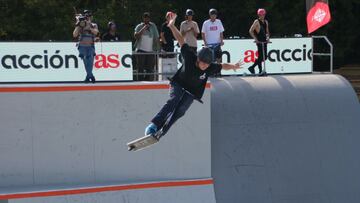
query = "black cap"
(209, 8, 217, 15)
(143, 12, 151, 18)
(186, 9, 194, 16)
(197, 47, 213, 64)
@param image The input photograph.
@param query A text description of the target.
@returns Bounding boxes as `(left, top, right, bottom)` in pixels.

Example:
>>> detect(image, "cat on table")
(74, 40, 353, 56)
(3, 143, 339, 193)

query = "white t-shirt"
(201, 19, 225, 45)
(138, 34, 153, 52)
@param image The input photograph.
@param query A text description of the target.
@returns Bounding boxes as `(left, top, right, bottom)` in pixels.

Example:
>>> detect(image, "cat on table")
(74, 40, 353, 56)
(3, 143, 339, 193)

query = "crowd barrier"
(0, 37, 327, 83)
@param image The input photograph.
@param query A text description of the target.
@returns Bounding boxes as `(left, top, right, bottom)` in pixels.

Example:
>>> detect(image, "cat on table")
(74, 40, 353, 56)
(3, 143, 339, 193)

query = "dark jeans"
(249, 43, 268, 73)
(135, 50, 156, 81)
(208, 44, 222, 76)
(78, 46, 95, 78)
(208, 43, 222, 62)
(151, 82, 194, 136)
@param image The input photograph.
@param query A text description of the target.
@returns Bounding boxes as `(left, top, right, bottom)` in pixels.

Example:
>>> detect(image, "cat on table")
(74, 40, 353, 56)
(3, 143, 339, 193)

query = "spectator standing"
(180, 9, 200, 53)
(73, 10, 99, 83)
(248, 8, 270, 75)
(201, 8, 225, 64)
(102, 21, 121, 41)
(134, 12, 160, 81)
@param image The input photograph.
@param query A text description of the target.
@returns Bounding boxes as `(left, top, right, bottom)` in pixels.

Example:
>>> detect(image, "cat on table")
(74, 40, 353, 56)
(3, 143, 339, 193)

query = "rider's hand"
(167, 13, 177, 27)
(234, 60, 245, 71)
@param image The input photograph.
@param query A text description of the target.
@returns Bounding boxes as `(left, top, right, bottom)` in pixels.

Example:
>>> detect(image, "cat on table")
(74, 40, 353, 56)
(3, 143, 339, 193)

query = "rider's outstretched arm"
(167, 13, 185, 47)
(221, 61, 245, 71)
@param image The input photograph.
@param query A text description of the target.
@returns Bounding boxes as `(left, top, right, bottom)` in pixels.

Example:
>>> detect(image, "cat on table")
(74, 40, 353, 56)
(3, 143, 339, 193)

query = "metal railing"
(312, 36, 333, 73)
(132, 51, 181, 81)
(132, 37, 334, 81)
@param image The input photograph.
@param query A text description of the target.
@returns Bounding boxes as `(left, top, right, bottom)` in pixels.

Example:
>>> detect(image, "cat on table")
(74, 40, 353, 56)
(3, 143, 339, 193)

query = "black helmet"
(108, 21, 116, 29)
(83, 10, 92, 17)
(197, 47, 213, 64)
(186, 9, 194, 16)
(209, 8, 217, 15)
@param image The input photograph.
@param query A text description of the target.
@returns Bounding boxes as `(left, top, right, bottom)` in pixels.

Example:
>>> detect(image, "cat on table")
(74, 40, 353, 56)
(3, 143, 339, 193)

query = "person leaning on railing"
(73, 10, 99, 83)
(134, 12, 160, 81)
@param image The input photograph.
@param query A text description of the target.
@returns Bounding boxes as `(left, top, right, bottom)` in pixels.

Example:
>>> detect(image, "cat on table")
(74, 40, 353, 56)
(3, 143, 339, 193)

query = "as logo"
(94, 54, 120, 68)
(244, 50, 259, 63)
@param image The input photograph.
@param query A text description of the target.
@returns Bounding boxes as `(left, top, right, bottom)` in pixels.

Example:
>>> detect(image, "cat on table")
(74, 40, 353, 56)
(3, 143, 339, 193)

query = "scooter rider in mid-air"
(144, 12, 244, 138)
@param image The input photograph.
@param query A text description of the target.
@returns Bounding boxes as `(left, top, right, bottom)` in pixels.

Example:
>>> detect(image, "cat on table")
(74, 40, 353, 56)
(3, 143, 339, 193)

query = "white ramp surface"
(1, 74, 360, 203)
(0, 82, 214, 203)
(211, 75, 360, 203)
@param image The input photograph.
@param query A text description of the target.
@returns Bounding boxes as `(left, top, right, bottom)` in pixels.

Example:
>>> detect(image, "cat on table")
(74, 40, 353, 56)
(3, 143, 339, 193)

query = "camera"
(76, 15, 87, 28)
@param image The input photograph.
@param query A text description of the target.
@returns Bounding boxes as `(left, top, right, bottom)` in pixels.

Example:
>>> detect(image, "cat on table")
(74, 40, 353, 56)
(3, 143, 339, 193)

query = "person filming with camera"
(73, 10, 99, 83)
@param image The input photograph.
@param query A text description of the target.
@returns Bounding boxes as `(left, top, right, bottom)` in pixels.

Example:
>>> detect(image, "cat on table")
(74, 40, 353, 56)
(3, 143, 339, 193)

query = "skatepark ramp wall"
(0, 74, 360, 202)
(211, 74, 360, 203)
(0, 83, 215, 203)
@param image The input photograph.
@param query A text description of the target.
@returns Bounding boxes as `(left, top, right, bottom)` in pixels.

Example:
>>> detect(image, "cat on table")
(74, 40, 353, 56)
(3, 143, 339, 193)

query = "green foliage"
(0, 0, 359, 66)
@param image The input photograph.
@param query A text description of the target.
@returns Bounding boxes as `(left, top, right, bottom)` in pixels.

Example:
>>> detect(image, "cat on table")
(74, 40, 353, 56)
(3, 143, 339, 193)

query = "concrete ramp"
(211, 75, 360, 203)
(1, 74, 360, 202)
(0, 83, 215, 203)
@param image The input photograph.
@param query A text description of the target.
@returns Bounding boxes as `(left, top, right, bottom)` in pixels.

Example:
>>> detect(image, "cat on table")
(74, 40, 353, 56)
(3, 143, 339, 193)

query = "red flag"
(306, 0, 331, 34)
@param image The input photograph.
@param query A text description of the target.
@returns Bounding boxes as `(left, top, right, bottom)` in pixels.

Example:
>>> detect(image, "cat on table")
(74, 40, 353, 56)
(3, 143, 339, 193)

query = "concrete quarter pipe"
(211, 75, 360, 203)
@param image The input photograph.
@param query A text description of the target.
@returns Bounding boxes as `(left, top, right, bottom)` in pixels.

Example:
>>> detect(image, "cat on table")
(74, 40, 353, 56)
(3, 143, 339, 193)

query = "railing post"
(311, 36, 333, 73)
(312, 36, 314, 73)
